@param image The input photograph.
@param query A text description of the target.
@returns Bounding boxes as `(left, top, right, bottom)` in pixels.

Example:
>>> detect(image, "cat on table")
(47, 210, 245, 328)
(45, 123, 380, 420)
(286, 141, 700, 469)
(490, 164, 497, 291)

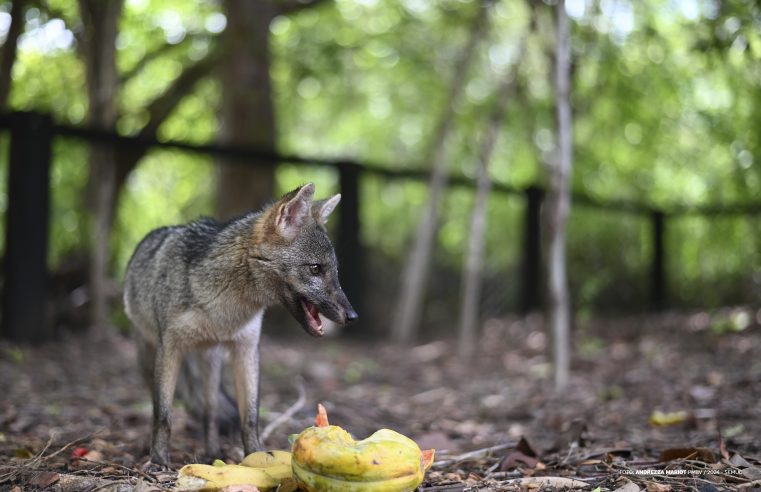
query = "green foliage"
(113, 149, 214, 273)
(1, 0, 759, 313)
(49, 138, 89, 267)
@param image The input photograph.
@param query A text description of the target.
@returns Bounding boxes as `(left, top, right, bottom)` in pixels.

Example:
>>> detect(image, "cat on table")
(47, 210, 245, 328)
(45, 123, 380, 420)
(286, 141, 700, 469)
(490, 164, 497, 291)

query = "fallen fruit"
(176, 463, 280, 491)
(649, 410, 689, 426)
(241, 450, 293, 481)
(241, 450, 292, 469)
(291, 404, 435, 492)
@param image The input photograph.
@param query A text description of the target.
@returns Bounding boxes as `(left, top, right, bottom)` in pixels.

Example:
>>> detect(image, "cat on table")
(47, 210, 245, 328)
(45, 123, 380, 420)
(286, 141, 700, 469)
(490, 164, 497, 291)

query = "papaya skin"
(293, 427, 422, 481)
(291, 405, 435, 492)
(292, 460, 424, 492)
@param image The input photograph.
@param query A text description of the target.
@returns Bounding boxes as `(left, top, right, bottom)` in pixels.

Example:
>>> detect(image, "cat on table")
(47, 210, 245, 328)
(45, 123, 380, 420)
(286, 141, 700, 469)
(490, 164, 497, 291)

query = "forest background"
(0, 0, 759, 338)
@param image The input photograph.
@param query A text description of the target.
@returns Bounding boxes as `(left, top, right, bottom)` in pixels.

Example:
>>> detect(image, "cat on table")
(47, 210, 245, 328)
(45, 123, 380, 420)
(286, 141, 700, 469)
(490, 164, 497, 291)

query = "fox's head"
(255, 183, 358, 337)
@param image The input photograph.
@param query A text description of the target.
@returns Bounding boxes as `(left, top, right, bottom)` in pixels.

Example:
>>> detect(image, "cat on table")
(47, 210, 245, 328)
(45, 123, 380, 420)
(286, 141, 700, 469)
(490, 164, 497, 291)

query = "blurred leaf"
(649, 410, 689, 427)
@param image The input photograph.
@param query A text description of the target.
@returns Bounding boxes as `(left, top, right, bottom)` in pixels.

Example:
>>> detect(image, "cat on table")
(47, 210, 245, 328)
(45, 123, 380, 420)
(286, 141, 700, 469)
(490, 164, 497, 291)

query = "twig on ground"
(77, 457, 158, 483)
(433, 442, 515, 468)
(420, 484, 467, 491)
(498, 476, 589, 489)
(261, 376, 307, 443)
(484, 470, 523, 480)
(0, 435, 61, 483)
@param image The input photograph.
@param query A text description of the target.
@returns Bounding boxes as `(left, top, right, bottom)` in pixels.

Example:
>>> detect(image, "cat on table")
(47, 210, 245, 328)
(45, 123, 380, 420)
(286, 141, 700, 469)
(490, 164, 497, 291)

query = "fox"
(123, 183, 357, 465)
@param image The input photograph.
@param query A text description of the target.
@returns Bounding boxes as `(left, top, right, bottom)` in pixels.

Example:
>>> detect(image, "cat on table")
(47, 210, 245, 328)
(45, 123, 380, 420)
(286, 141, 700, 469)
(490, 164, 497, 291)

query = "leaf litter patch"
(1, 311, 760, 490)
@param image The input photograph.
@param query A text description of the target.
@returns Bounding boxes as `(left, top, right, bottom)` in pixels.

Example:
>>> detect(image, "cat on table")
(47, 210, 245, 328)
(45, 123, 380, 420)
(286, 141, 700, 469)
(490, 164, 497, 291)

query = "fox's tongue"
(301, 299, 323, 337)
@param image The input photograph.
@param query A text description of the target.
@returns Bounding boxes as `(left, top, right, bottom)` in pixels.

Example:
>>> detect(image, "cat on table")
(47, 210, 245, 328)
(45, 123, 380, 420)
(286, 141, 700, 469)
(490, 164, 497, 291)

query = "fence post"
(337, 162, 364, 334)
(2, 111, 53, 344)
(651, 211, 666, 310)
(521, 186, 543, 314)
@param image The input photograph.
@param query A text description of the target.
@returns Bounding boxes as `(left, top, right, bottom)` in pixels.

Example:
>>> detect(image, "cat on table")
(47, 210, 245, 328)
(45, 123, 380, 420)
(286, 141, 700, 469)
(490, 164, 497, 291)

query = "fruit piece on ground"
(177, 463, 279, 491)
(291, 405, 436, 492)
(240, 450, 292, 468)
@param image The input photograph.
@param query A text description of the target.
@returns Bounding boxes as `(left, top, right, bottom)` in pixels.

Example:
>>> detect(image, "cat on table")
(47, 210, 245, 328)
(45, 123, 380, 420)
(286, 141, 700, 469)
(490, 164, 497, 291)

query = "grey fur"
(124, 183, 357, 465)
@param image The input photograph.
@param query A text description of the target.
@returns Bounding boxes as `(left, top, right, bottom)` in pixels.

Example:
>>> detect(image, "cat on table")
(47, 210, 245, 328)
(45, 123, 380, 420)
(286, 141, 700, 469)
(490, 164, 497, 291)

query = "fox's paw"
(141, 458, 172, 474)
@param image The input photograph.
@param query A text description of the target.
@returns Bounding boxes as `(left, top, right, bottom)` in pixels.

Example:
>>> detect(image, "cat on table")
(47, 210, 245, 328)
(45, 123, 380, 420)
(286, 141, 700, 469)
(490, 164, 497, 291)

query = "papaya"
(291, 405, 435, 492)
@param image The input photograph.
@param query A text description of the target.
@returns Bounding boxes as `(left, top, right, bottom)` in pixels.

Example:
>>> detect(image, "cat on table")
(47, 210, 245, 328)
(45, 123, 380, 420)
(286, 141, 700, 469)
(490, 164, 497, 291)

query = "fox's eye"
(309, 264, 322, 275)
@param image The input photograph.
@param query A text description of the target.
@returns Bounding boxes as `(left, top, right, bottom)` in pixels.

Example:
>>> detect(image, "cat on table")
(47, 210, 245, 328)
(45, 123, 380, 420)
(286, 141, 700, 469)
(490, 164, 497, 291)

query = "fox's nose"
(344, 308, 358, 325)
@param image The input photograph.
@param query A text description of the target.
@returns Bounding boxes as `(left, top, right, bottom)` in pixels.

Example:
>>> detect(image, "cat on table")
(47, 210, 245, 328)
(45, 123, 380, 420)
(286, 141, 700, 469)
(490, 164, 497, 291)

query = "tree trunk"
(215, 0, 278, 219)
(458, 47, 523, 359)
(78, 0, 124, 328)
(547, 0, 573, 389)
(0, 0, 26, 108)
(392, 1, 492, 344)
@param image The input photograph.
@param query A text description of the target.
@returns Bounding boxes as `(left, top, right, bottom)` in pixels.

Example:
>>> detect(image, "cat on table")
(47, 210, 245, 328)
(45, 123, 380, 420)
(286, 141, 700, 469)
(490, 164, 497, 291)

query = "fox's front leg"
(231, 326, 263, 453)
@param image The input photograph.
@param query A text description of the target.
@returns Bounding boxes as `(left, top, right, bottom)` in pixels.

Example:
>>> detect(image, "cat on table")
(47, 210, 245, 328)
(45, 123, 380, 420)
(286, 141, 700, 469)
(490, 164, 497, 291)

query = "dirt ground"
(1, 309, 760, 491)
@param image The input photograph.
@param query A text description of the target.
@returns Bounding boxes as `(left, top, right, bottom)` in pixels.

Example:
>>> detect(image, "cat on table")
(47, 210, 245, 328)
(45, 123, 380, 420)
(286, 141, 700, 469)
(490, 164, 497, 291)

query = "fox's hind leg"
(136, 332, 156, 390)
(200, 346, 223, 458)
(151, 343, 182, 465)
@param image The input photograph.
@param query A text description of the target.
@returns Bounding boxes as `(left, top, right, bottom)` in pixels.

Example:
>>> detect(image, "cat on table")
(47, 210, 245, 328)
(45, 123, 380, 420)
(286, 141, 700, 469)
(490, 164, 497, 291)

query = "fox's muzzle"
(343, 307, 358, 325)
(333, 287, 358, 325)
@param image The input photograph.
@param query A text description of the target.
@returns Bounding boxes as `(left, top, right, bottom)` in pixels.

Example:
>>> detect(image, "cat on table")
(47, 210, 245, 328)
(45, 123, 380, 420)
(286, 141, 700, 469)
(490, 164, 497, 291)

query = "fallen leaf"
(503, 476, 588, 489)
(741, 467, 761, 481)
(83, 450, 104, 462)
(646, 482, 670, 492)
(516, 436, 538, 458)
(613, 478, 642, 492)
(30, 471, 60, 489)
(729, 453, 752, 468)
(12, 448, 34, 459)
(219, 486, 260, 492)
(499, 451, 539, 470)
(659, 447, 716, 463)
(134, 479, 163, 492)
(415, 431, 456, 452)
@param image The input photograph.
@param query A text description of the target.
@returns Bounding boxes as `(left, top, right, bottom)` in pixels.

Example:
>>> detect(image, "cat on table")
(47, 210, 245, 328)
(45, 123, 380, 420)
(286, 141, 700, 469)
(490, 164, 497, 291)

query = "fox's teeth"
(301, 299, 324, 336)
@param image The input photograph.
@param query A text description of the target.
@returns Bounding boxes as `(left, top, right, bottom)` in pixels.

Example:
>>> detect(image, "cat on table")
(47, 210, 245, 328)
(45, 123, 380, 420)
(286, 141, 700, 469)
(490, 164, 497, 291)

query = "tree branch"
(0, 0, 28, 109)
(120, 40, 183, 84)
(140, 44, 221, 139)
(275, 0, 332, 16)
(114, 43, 223, 185)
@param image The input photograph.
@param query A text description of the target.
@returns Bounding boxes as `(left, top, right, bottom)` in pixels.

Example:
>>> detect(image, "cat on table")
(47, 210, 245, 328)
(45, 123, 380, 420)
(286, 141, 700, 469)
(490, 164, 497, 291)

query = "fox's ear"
(313, 194, 341, 225)
(275, 183, 315, 240)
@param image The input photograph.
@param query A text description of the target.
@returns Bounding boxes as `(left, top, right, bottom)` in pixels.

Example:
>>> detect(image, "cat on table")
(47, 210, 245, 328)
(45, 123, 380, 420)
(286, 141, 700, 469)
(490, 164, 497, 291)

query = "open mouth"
(300, 298, 324, 337)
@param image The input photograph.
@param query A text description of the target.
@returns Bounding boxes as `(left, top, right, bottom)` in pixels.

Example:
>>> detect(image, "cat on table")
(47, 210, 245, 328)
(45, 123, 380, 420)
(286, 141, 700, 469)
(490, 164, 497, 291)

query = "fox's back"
(123, 218, 224, 342)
